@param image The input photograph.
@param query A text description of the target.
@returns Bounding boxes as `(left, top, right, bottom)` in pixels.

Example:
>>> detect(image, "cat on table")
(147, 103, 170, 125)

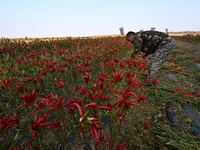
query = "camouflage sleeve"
(132, 37, 143, 55)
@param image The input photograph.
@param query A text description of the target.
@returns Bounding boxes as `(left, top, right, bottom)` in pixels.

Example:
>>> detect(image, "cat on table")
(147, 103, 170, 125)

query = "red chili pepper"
(144, 120, 150, 130)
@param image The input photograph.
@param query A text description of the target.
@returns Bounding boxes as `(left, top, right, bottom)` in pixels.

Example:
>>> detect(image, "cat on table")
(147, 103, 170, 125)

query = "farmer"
(125, 30, 175, 81)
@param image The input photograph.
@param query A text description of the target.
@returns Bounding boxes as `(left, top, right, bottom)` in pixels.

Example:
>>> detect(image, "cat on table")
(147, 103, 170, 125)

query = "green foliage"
(173, 35, 200, 44)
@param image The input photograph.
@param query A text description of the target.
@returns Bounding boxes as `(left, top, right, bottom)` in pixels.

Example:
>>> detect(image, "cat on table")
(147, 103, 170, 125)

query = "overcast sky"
(0, 0, 200, 38)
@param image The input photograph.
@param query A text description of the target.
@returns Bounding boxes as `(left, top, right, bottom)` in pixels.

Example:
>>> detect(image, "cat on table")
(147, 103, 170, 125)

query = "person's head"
(125, 31, 135, 42)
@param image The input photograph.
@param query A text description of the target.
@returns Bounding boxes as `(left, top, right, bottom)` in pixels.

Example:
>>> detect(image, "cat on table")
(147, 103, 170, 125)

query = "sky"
(0, 0, 200, 38)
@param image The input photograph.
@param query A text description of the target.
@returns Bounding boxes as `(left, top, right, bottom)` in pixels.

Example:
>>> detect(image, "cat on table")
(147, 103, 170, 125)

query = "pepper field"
(0, 36, 200, 149)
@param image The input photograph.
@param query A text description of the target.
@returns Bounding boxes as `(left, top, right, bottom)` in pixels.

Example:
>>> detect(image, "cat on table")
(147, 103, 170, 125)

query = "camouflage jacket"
(131, 31, 172, 56)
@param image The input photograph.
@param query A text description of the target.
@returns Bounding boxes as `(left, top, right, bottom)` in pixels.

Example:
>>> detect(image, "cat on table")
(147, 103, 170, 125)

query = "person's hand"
(131, 53, 135, 59)
(142, 54, 148, 59)
(127, 50, 132, 55)
(142, 55, 146, 59)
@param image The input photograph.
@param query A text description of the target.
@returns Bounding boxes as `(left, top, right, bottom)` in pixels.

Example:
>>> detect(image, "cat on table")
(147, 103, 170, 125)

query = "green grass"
(173, 35, 200, 44)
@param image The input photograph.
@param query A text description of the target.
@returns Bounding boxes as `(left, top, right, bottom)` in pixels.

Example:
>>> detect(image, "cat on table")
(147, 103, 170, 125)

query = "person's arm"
(131, 38, 143, 58)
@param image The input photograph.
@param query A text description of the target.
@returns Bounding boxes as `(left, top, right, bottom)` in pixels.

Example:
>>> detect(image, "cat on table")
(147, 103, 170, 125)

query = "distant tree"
(119, 27, 124, 35)
(165, 28, 169, 34)
(151, 27, 156, 31)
